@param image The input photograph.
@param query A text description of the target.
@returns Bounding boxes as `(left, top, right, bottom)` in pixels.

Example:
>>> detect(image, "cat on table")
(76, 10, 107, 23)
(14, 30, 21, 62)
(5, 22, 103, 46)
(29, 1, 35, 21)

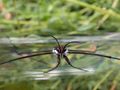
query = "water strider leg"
(63, 55, 88, 72)
(45, 55, 61, 73)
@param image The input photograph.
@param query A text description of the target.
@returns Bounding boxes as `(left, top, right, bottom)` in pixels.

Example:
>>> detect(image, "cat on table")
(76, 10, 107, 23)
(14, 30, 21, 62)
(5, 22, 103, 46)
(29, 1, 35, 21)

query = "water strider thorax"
(52, 46, 68, 57)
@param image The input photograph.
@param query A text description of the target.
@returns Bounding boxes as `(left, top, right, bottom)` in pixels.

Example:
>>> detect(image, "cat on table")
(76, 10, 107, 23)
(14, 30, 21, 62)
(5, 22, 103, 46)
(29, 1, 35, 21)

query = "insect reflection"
(0, 36, 120, 73)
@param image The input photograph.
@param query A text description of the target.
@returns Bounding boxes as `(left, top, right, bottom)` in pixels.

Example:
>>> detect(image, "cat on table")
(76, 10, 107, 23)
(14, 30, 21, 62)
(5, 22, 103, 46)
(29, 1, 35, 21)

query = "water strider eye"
(63, 49, 68, 55)
(52, 48, 59, 55)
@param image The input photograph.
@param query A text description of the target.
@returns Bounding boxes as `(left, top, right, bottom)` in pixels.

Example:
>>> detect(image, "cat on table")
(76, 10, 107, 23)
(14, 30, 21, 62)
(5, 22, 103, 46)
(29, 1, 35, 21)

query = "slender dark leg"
(63, 55, 88, 72)
(68, 50, 120, 60)
(45, 55, 61, 73)
(0, 51, 52, 65)
(64, 41, 96, 53)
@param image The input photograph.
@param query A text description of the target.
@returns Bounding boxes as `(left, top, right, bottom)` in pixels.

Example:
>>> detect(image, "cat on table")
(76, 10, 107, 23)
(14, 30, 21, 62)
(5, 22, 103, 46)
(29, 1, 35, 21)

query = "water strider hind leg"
(63, 55, 88, 72)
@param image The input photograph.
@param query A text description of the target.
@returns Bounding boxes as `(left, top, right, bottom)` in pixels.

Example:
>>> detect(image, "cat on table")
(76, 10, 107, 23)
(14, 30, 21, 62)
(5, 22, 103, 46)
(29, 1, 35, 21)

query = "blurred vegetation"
(0, 0, 120, 90)
(0, 0, 120, 37)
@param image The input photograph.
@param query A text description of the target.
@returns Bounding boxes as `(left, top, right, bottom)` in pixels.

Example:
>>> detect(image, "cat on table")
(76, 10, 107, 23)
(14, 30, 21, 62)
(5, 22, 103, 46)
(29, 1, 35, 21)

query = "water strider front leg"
(45, 55, 61, 73)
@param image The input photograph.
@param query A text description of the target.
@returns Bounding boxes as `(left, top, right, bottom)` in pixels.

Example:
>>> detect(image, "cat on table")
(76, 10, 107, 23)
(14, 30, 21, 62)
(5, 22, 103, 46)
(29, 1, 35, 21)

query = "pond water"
(0, 35, 120, 90)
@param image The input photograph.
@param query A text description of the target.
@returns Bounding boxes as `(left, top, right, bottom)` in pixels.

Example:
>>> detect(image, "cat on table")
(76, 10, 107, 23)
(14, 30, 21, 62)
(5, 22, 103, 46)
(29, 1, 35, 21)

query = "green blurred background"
(0, 0, 120, 90)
